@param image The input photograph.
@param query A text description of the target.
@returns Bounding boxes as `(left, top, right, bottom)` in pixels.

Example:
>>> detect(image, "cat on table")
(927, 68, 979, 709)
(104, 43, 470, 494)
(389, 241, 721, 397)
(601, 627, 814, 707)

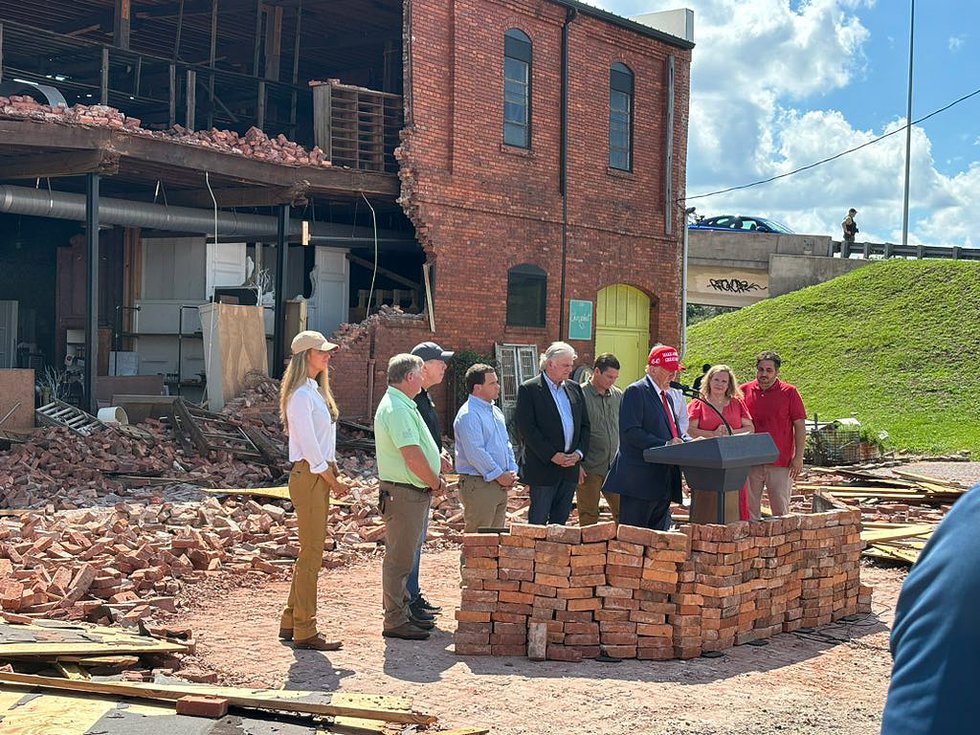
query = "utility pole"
(901, 0, 915, 247)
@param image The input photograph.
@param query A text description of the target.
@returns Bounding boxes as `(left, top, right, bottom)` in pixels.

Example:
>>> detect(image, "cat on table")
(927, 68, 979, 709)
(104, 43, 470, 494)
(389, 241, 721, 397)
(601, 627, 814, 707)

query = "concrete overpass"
(687, 231, 869, 308)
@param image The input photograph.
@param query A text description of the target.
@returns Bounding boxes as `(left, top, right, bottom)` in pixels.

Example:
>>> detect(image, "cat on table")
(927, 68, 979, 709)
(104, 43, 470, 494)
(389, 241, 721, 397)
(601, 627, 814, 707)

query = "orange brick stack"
(797, 510, 864, 627)
(455, 509, 870, 662)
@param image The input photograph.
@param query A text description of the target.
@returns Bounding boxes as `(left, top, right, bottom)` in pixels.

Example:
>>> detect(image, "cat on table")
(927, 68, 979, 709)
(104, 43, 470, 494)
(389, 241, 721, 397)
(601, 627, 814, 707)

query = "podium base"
(690, 489, 741, 525)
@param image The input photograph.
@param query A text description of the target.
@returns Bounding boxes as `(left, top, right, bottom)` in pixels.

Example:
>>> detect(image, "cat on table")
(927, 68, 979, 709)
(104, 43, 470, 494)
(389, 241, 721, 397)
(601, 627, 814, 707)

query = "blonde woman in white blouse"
(277, 330, 348, 651)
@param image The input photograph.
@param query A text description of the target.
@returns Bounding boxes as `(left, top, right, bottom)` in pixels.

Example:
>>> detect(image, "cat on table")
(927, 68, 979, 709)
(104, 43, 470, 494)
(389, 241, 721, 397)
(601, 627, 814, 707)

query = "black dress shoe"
(414, 594, 442, 614)
(383, 623, 431, 640)
(408, 613, 436, 630)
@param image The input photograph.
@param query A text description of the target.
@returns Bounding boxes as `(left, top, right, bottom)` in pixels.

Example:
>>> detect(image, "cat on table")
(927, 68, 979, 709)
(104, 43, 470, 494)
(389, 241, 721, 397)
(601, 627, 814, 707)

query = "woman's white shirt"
(286, 378, 336, 474)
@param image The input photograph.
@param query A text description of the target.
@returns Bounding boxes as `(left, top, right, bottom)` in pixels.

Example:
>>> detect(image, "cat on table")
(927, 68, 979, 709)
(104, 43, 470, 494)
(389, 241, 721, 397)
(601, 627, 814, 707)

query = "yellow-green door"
(594, 284, 650, 385)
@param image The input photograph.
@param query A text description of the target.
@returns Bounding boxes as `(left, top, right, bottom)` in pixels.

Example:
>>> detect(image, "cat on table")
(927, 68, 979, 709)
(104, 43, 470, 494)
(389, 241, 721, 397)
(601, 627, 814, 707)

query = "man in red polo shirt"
(740, 351, 807, 519)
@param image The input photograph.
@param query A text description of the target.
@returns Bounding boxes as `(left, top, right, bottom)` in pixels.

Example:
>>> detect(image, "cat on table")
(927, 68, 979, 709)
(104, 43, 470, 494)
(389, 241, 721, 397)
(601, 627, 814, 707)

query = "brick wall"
(400, 0, 692, 365)
(455, 511, 871, 661)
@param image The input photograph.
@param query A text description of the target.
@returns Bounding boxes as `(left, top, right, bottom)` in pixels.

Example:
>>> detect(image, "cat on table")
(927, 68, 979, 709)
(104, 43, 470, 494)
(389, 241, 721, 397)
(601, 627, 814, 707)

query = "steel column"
(85, 174, 100, 415)
(273, 204, 289, 377)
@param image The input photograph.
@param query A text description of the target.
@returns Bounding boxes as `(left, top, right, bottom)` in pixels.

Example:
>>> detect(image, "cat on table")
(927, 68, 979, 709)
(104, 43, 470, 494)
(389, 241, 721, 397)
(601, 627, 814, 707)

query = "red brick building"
(334, 0, 693, 420)
(0, 0, 690, 424)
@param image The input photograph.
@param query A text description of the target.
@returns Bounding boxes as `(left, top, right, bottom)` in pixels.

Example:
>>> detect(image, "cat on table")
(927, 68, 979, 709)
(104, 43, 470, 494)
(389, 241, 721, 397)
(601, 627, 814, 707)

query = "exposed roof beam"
(0, 150, 119, 179)
(168, 181, 310, 207)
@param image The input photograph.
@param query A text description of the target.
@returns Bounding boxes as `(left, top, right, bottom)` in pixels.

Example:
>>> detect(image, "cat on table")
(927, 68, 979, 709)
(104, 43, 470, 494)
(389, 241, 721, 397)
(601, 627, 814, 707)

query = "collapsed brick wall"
(327, 308, 439, 419)
(398, 0, 693, 363)
(456, 511, 870, 661)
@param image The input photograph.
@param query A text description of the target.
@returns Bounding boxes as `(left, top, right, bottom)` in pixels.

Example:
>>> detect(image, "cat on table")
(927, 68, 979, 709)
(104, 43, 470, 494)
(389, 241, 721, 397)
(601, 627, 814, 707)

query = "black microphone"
(670, 381, 733, 436)
(669, 381, 700, 398)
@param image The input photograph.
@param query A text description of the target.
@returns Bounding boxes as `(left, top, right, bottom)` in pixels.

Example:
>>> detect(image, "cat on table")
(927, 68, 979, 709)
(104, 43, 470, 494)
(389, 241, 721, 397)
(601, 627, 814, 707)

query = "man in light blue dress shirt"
(453, 364, 519, 532)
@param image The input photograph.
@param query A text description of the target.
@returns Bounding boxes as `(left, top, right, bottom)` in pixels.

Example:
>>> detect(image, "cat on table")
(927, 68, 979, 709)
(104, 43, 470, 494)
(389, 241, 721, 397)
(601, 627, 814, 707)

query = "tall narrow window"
(504, 29, 532, 148)
(609, 62, 634, 170)
(506, 263, 546, 327)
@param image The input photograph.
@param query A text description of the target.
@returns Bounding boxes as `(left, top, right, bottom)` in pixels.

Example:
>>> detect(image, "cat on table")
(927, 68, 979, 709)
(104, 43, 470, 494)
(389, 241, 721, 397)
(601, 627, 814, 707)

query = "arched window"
(506, 263, 546, 327)
(609, 62, 634, 170)
(504, 29, 532, 148)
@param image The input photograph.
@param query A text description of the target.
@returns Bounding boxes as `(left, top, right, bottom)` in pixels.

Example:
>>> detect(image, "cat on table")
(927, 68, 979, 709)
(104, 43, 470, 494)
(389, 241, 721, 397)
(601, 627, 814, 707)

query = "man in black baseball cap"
(405, 341, 454, 623)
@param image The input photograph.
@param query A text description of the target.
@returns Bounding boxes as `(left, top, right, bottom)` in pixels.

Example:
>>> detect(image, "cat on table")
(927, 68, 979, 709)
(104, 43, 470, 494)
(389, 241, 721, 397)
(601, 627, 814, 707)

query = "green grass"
(684, 259, 980, 455)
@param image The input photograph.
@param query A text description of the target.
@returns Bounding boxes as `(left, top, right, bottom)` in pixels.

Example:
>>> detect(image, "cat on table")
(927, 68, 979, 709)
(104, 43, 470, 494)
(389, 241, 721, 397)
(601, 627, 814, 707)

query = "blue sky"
(595, 0, 980, 246)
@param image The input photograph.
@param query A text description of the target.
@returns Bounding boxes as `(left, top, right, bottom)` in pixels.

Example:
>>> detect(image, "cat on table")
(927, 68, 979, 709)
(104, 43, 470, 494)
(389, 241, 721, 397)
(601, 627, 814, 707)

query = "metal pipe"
(273, 204, 288, 377)
(85, 174, 100, 414)
(0, 185, 414, 244)
(558, 6, 577, 340)
(901, 0, 915, 247)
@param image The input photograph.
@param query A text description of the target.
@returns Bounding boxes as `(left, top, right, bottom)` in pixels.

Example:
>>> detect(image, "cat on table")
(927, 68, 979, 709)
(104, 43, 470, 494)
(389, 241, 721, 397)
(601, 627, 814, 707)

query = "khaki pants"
(576, 471, 621, 526)
(459, 475, 509, 532)
(280, 460, 331, 640)
(380, 482, 431, 630)
(747, 464, 793, 520)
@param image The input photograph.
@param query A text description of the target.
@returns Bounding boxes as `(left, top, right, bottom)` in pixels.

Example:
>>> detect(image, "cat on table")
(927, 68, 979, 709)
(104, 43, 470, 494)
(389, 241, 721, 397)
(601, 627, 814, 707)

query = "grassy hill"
(684, 259, 980, 456)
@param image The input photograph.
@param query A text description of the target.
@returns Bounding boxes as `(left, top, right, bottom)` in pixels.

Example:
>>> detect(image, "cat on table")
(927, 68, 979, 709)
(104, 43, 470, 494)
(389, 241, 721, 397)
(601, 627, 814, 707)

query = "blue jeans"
(406, 508, 429, 603)
(528, 478, 578, 525)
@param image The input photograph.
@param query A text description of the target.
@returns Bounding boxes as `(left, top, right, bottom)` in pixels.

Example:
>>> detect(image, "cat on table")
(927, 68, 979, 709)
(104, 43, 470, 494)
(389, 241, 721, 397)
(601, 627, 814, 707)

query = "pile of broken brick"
(0, 95, 332, 168)
(0, 379, 495, 627)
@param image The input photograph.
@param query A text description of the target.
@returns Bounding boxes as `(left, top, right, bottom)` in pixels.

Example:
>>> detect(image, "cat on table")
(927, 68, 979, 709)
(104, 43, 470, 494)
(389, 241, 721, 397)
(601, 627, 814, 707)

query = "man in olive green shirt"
(576, 353, 623, 526)
(374, 353, 444, 640)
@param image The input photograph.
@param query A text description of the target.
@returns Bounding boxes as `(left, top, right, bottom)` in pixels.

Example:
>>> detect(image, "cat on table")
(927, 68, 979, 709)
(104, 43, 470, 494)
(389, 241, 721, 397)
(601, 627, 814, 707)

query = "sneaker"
(408, 612, 436, 630)
(382, 623, 431, 640)
(293, 633, 343, 651)
(414, 594, 442, 614)
(408, 603, 435, 622)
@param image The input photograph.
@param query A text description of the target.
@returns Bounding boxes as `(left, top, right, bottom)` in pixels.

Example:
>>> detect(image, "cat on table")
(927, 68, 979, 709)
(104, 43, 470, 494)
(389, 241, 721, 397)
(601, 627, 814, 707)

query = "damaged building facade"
(0, 0, 692, 425)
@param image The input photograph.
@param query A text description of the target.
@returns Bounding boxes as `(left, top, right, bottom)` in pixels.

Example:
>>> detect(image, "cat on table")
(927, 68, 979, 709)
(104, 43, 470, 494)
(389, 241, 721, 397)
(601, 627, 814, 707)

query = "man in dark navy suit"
(603, 345, 686, 531)
(515, 342, 591, 525)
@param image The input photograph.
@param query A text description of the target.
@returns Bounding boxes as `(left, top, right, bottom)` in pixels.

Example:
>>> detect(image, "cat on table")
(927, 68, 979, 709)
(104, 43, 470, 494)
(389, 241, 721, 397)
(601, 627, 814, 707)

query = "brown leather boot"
(278, 628, 293, 641)
(293, 633, 343, 651)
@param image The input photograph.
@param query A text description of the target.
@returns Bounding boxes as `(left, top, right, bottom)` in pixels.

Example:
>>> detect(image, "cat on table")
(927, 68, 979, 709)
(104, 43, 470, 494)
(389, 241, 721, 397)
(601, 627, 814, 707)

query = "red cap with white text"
(647, 345, 685, 371)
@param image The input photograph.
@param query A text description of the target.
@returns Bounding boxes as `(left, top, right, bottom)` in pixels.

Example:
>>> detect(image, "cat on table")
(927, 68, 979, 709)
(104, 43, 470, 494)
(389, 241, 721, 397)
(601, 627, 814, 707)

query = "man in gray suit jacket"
(515, 342, 591, 525)
(603, 345, 685, 531)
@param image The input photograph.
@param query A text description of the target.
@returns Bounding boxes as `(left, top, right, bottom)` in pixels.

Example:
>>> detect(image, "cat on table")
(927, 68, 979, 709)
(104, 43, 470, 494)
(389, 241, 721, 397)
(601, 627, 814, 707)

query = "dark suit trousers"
(619, 494, 673, 531)
(528, 478, 578, 525)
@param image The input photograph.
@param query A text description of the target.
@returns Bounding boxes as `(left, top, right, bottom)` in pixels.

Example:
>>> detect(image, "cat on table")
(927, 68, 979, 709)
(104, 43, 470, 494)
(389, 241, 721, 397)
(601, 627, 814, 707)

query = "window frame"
(506, 263, 547, 328)
(503, 28, 532, 149)
(608, 62, 634, 171)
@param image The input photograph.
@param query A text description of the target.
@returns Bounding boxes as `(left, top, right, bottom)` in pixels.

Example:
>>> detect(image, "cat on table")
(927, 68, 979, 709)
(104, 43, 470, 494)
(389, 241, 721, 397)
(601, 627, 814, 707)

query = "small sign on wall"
(568, 299, 593, 341)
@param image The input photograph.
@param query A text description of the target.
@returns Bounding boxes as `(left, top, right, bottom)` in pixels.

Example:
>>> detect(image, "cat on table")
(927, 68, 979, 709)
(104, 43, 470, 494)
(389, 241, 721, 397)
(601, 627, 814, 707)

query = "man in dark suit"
(515, 342, 591, 525)
(603, 345, 686, 531)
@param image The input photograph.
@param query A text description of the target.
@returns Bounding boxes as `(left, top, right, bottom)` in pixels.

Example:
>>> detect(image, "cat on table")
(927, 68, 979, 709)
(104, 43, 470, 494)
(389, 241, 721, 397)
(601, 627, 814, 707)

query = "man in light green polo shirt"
(374, 353, 444, 640)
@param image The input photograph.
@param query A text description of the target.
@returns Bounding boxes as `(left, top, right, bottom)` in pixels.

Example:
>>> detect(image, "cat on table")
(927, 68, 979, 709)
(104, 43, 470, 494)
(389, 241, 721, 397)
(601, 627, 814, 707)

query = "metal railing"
(836, 240, 980, 261)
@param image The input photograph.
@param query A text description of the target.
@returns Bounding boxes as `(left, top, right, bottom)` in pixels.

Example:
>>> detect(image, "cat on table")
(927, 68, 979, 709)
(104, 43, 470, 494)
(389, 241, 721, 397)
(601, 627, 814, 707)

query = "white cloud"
(948, 35, 965, 52)
(599, 0, 979, 246)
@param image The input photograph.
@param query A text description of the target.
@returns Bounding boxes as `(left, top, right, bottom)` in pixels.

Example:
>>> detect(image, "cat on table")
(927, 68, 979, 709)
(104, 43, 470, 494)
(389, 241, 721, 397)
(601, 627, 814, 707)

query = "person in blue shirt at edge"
(880, 480, 980, 735)
(453, 363, 519, 532)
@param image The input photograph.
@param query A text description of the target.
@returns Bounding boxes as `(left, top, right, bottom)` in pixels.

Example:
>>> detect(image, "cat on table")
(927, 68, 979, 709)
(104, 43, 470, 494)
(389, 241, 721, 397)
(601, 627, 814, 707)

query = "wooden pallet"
(35, 400, 103, 436)
(171, 399, 281, 465)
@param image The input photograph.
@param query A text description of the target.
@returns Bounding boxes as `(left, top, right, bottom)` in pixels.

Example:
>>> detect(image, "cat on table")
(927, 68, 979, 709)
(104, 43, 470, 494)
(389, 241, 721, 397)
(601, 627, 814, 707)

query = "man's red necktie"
(661, 391, 679, 439)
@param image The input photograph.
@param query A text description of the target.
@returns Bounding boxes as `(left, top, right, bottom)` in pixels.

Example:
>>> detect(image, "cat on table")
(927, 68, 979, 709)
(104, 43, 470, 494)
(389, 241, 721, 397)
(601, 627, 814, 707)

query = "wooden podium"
(643, 434, 779, 524)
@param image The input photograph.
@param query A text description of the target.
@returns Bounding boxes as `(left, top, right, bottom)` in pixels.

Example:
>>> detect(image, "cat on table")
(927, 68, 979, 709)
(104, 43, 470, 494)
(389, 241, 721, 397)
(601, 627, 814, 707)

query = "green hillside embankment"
(684, 259, 980, 455)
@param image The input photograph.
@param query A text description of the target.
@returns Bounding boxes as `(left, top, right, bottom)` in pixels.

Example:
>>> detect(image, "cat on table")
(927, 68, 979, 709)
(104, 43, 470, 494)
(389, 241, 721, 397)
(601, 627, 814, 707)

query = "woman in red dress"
(687, 365, 755, 520)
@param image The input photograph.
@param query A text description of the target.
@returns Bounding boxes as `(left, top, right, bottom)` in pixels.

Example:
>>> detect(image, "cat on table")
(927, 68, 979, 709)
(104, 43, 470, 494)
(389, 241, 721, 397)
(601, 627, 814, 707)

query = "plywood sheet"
(0, 369, 34, 430)
(0, 620, 188, 658)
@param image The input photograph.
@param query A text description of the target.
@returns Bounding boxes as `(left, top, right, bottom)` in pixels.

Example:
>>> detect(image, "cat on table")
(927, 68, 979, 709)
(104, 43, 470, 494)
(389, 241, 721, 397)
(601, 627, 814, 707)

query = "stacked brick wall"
(326, 309, 436, 419)
(399, 0, 693, 362)
(455, 511, 871, 661)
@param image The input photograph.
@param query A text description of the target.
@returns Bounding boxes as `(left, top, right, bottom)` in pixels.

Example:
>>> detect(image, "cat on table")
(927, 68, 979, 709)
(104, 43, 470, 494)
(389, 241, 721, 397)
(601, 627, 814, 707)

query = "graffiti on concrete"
(707, 277, 767, 294)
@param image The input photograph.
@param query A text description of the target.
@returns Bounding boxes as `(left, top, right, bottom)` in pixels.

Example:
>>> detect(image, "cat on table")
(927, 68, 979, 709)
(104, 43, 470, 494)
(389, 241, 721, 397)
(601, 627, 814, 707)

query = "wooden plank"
(0, 621, 188, 658)
(891, 469, 971, 488)
(55, 662, 91, 680)
(0, 689, 116, 733)
(0, 150, 119, 179)
(0, 674, 438, 726)
(861, 524, 935, 544)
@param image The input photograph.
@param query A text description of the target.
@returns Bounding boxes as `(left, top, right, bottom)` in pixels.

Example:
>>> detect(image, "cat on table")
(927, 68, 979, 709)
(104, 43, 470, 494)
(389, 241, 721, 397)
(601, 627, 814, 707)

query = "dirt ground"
(173, 549, 906, 735)
(170, 459, 980, 734)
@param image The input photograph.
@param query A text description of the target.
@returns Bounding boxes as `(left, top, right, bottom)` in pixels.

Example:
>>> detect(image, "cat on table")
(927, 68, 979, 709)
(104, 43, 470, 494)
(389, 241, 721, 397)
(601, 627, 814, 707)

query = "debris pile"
(0, 96, 331, 168)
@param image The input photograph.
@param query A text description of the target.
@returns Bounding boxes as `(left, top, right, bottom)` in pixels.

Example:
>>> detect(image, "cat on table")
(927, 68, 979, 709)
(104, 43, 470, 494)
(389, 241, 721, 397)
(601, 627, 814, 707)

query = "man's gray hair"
(539, 341, 577, 371)
(387, 353, 423, 384)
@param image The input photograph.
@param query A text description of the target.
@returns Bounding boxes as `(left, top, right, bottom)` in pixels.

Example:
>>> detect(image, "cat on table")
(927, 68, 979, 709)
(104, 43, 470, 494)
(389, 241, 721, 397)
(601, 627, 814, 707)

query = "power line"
(684, 84, 980, 203)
